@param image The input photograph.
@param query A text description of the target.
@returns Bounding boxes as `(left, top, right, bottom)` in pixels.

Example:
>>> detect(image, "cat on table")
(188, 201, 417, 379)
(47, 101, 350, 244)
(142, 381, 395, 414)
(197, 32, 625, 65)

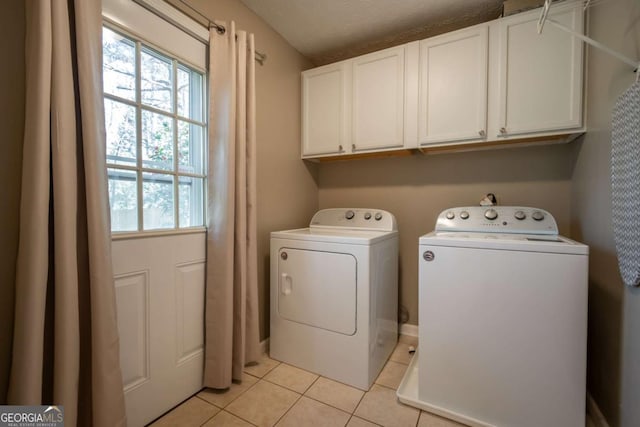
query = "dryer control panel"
(310, 208, 397, 231)
(435, 206, 558, 235)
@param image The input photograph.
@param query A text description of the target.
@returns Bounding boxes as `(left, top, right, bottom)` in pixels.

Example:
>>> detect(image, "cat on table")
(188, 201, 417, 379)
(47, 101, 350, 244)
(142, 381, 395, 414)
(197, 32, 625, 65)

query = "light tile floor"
(150, 335, 595, 427)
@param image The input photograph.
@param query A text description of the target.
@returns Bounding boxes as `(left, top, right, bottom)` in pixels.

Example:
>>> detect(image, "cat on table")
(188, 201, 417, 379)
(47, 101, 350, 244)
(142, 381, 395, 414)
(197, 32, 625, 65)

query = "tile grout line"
(270, 386, 305, 427)
(221, 379, 264, 426)
(267, 374, 322, 426)
(301, 393, 359, 416)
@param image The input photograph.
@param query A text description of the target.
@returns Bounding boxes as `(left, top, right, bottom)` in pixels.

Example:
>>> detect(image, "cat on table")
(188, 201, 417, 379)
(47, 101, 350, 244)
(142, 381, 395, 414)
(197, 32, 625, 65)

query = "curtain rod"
(171, 0, 267, 65)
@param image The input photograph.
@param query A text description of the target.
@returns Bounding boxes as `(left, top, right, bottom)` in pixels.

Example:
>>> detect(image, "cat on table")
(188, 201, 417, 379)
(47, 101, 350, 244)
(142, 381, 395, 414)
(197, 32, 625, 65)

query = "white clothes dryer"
(397, 206, 588, 427)
(270, 208, 398, 390)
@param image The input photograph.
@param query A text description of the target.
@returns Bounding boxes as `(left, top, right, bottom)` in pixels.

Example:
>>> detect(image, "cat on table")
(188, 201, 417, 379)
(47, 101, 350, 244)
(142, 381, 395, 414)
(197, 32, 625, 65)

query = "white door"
(302, 62, 350, 157)
(113, 235, 206, 427)
(419, 25, 488, 145)
(497, 3, 584, 137)
(102, 1, 208, 426)
(352, 45, 405, 152)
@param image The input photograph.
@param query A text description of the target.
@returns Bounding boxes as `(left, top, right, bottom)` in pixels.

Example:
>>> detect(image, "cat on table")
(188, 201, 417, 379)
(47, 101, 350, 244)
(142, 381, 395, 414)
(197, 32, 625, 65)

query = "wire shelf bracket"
(537, 0, 639, 71)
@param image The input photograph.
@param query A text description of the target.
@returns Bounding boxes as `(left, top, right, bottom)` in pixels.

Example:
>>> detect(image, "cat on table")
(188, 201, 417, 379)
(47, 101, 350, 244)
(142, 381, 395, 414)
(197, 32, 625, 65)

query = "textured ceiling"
(240, 0, 504, 65)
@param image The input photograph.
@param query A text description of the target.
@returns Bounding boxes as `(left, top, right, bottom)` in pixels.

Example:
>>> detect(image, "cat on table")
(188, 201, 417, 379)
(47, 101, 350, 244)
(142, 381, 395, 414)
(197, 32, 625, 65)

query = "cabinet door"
(302, 62, 350, 156)
(498, 5, 583, 137)
(352, 46, 405, 152)
(419, 26, 488, 145)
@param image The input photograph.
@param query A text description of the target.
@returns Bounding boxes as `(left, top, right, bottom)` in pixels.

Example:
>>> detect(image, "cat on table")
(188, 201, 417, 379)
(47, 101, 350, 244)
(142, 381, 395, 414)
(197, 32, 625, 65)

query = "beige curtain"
(205, 21, 261, 389)
(8, 1, 126, 426)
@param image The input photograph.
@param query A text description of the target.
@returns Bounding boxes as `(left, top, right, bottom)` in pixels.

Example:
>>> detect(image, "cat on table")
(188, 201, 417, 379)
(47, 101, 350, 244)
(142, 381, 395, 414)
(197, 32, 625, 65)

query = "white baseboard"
(260, 338, 269, 355)
(399, 323, 419, 337)
(586, 392, 610, 427)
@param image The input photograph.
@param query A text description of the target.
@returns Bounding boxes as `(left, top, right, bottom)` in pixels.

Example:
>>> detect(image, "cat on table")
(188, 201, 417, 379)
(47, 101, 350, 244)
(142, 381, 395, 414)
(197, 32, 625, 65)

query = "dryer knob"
(345, 210, 355, 220)
(460, 211, 469, 220)
(514, 210, 526, 220)
(364, 212, 372, 220)
(446, 211, 455, 220)
(532, 211, 545, 221)
(484, 209, 498, 220)
(374, 212, 383, 221)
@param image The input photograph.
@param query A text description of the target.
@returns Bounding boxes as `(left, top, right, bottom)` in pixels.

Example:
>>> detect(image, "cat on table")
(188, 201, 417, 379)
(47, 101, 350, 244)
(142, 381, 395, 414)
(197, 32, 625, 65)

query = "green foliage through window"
(103, 25, 206, 232)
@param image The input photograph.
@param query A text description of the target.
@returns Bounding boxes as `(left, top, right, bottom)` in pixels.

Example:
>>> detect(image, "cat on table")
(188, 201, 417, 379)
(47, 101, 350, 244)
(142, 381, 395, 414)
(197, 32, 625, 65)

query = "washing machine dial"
(484, 209, 498, 220)
(364, 212, 372, 220)
(374, 212, 383, 221)
(532, 210, 545, 221)
(345, 210, 355, 220)
(460, 211, 470, 220)
(514, 210, 526, 221)
(446, 211, 455, 220)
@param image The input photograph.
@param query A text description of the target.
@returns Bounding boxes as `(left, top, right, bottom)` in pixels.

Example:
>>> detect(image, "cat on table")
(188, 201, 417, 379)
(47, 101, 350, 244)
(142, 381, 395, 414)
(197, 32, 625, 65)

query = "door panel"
(278, 248, 357, 335)
(302, 63, 349, 156)
(112, 233, 206, 427)
(498, 6, 583, 136)
(419, 26, 488, 144)
(352, 46, 405, 151)
(115, 271, 149, 390)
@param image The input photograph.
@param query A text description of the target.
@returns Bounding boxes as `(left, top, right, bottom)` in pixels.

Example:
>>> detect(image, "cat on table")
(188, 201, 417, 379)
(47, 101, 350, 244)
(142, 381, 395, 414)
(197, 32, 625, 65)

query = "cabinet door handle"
(338, 144, 343, 152)
(499, 127, 507, 135)
(352, 144, 356, 151)
(478, 130, 486, 137)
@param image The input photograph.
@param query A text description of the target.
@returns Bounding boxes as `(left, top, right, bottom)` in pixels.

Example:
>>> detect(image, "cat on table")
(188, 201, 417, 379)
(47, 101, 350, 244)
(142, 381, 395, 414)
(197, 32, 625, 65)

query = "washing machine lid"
(271, 227, 397, 245)
(420, 206, 588, 255)
(271, 208, 398, 245)
(420, 232, 588, 255)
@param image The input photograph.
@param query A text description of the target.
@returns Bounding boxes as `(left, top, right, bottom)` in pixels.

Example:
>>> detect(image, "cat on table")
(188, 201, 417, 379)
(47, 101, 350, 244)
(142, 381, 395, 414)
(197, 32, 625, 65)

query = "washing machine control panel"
(310, 208, 397, 231)
(435, 206, 558, 235)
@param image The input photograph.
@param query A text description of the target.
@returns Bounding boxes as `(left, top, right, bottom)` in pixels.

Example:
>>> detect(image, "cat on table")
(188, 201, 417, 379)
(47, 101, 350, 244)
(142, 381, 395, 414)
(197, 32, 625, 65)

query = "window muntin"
(103, 25, 206, 233)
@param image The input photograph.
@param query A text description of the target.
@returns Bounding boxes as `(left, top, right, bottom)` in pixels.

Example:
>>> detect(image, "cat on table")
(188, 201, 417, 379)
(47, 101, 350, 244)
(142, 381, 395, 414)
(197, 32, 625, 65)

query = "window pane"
(142, 110, 174, 171)
(178, 66, 203, 121)
(179, 177, 204, 227)
(141, 48, 173, 112)
(103, 28, 136, 101)
(108, 168, 138, 232)
(178, 121, 204, 174)
(143, 173, 174, 229)
(105, 99, 137, 166)
(177, 68, 190, 118)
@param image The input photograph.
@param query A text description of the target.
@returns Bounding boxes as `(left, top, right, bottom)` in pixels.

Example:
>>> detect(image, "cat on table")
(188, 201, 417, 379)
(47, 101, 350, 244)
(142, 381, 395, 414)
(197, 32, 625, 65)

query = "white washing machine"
(397, 206, 588, 427)
(270, 208, 398, 390)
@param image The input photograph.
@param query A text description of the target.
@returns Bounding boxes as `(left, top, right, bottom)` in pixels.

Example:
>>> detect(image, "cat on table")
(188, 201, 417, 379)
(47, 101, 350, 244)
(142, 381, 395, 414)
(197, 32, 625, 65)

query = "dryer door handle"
(280, 273, 292, 295)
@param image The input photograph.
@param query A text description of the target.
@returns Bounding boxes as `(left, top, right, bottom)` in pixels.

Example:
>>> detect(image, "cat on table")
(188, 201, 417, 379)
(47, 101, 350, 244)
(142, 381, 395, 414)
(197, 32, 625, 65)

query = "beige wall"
(184, 0, 318, 340)
(0, 0, 25, 403)
(571, 0, 640, 425)
(319, 144, 577, 326)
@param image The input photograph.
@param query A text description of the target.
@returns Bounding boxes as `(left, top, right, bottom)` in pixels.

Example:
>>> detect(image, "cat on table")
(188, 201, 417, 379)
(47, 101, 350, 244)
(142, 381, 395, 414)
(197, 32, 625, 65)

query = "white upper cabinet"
(496, 3, 584, 138)
(302, 62, 350, 156)
(300, 0, 585, 159)
(419, 25, 488, 145)
(352, 45, 405, 152)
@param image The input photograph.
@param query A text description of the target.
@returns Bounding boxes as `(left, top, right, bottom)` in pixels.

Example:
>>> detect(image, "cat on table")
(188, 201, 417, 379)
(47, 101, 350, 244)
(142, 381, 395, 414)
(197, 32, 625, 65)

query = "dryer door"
(277, 248, 357, 335)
